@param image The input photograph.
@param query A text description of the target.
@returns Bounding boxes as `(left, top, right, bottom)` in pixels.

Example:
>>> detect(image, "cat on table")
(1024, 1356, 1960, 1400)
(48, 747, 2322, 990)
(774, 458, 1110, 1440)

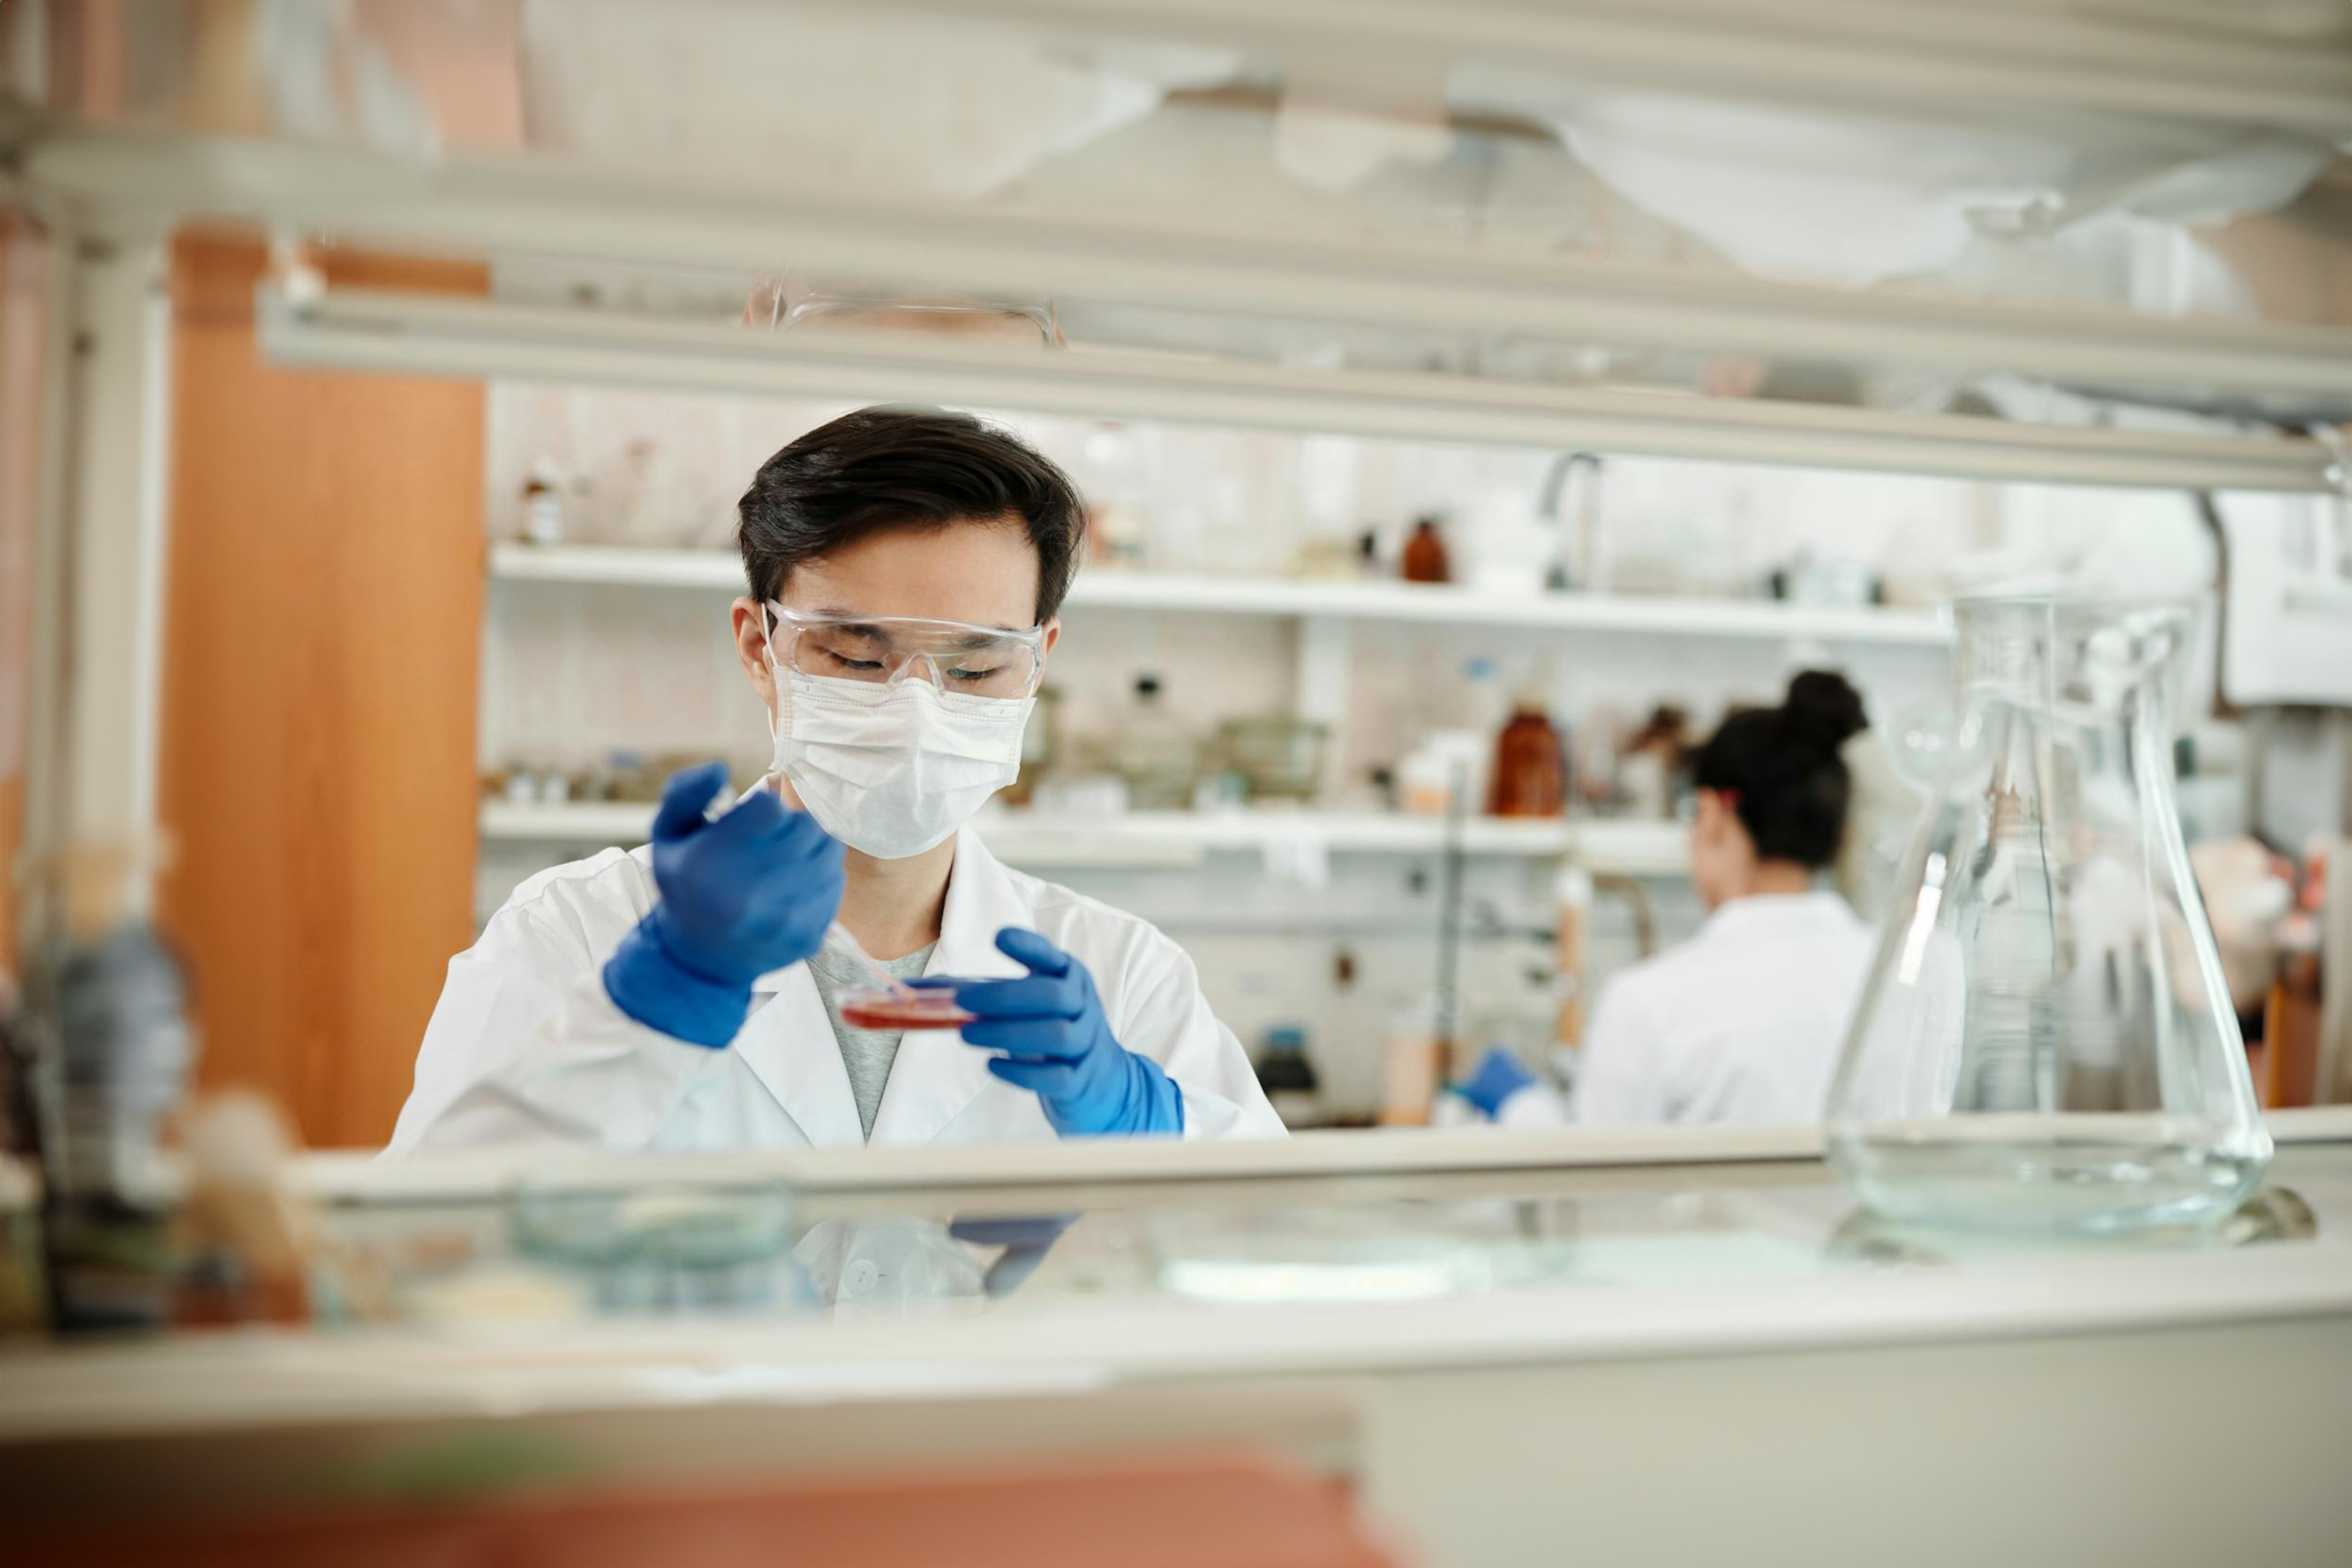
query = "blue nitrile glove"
(1455, 1046, 1538, 1120)
(949, 929, 1184, 1137)
(603, 760, 844, 1047)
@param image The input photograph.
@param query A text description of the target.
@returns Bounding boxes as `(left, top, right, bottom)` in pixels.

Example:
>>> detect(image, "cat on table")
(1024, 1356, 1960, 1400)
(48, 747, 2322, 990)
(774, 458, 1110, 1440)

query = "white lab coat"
(390, 824, 1287, 1153)
(1573, 891, 1878, 1127)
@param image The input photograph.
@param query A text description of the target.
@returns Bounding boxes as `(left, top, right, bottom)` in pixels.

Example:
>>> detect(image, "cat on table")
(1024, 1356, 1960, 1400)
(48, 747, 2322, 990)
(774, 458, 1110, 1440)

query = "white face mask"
(765, 653, 1033, 860)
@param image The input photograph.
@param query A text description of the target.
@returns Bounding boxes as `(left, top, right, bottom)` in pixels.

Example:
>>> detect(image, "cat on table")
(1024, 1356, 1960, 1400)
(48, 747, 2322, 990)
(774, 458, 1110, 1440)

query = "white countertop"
(5, 1113, 2348, 1445)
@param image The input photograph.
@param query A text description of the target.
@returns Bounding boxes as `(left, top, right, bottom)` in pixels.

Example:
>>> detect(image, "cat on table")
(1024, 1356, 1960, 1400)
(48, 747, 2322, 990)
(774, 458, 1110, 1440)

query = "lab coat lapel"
(720, 771, 862, 1149)
(735, 964, 866, 1149)
(866, 828, 1031, 1145)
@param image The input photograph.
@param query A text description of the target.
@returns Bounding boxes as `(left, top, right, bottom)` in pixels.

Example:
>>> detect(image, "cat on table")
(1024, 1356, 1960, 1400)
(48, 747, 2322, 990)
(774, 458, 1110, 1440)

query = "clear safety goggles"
(764, 604, 1047, 700)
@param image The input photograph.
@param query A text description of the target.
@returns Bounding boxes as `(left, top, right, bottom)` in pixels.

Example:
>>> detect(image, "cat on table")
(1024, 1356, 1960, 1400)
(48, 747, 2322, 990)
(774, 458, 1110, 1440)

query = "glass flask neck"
(1951, 597, 2187, 729)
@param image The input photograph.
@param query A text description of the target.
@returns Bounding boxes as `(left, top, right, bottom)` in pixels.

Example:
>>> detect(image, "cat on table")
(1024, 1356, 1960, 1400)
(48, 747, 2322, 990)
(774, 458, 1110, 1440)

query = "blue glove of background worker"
(604, 760, 844, 1047)
(1455, 1044, 1538, 1120)
(945, 929, 1184, 1136)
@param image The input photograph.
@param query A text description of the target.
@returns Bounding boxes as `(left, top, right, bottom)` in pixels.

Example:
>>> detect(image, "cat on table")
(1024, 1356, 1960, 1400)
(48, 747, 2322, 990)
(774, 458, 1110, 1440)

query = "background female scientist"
(1459, 671, 1881, 1128)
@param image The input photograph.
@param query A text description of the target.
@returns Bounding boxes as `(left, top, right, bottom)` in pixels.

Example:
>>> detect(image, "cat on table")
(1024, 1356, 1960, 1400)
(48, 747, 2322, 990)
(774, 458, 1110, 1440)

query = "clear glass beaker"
(1825, 597, 2270, 1236)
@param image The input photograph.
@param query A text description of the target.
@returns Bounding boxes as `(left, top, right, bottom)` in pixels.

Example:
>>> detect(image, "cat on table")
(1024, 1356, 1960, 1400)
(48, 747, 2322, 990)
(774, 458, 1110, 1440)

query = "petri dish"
(838, 988, 975, 1032)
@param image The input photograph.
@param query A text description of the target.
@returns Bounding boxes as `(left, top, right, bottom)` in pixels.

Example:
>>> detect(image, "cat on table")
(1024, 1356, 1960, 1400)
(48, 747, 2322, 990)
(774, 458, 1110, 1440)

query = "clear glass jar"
(1117, 674, 1198, 811)
(1826, 597, 2270, 1236)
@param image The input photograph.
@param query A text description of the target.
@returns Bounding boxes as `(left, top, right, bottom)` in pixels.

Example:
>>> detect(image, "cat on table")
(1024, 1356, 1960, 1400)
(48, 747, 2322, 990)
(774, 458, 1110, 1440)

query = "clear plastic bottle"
(1826, 598, 2270, 1236)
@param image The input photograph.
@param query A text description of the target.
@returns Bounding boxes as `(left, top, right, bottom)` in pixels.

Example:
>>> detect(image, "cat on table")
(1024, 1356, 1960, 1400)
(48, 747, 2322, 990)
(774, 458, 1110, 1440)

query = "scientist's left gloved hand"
(949, 929, 1184, 1137)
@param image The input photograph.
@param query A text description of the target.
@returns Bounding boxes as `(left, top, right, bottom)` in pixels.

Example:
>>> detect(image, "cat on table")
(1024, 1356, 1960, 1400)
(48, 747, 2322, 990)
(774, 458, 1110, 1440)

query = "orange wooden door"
(158, 231, 486, 1149)
(0, 216, 46, 975)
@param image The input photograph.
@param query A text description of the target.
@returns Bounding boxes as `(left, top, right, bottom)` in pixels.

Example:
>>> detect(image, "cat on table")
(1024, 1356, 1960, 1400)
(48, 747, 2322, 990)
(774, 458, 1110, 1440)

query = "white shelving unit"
(488, 543, 1955, 645)
(482, 544, 1930, 884)
(478, 800, 1693, 876)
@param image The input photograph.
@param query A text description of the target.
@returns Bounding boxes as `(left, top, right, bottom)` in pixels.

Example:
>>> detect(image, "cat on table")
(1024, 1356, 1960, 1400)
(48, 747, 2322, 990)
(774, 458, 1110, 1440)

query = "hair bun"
(1783, 670, 1867, 751)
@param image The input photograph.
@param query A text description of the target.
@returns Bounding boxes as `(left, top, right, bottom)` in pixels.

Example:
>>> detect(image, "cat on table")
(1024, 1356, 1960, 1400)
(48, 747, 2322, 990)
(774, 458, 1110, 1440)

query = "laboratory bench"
(4, 1114, 2350, 1566)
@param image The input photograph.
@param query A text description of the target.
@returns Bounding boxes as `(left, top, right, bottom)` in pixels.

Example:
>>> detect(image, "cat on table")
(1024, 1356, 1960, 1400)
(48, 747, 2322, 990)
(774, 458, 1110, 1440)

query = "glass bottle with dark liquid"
(1488, 699, 1567, 818)
(1399, 515, 1450, 584)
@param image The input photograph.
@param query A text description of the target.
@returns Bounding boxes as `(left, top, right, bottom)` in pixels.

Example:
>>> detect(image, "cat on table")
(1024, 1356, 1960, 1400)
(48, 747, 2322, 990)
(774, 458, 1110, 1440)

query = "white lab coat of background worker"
(1573, 672, 1881, 1127)
(394, 408, 1283, 1154)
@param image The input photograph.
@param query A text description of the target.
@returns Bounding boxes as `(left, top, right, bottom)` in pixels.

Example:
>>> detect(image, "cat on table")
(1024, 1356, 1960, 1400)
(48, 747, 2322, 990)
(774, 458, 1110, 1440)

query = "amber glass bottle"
(1399, 514, 1450, 583)
(1488, 701, 1567, 817)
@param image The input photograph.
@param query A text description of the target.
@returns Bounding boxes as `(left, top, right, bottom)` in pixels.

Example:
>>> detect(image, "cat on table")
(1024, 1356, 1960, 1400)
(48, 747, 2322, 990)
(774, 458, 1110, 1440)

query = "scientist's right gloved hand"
(603, 760, 844, 1047)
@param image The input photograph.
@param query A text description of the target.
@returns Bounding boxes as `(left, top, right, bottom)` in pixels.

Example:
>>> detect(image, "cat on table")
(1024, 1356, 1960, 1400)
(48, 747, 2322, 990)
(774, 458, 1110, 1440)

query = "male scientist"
(393, 407, 1284, 1151)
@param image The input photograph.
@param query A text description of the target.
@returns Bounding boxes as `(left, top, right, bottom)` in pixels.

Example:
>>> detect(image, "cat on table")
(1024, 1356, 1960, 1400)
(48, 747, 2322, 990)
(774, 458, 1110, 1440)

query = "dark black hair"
(737, 405, 1087, 622)
(1691, 670, 1868, 869)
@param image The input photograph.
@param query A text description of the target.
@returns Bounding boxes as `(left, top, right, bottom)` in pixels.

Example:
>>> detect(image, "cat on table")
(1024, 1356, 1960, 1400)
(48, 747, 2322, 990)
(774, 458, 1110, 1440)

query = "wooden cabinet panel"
(158, 232, 486, 1149)
(0, 216, 45, 976)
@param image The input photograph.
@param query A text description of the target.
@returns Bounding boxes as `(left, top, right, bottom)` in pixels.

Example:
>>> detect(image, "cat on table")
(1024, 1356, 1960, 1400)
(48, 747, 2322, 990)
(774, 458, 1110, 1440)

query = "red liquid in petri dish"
(838, 991, 975, 1032)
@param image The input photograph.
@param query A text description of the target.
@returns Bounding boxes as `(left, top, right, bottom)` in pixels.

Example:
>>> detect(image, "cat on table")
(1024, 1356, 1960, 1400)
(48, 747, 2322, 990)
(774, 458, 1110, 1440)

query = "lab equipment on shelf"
(1254, 1025, 1324, 1129)
(1460, 656, 1506, 739)
(1554, 863, 1593, 1048)
(1766, 553, 1881, 608)
(1614, 703, 1693, 819)
(1115, 673, 1200, 811)
(1399, 513, 1452, 583)
(488, 750, 760, 808)
(1488, 692, 1569, 818)
(1397, 731, 1487, 816)
(1207, 716, 1329, 803)
(1086, 489, 1150, 572)
(521, 456, 565, 546)
(1380, 998, 1448, 1127)
(1290, 535, 1362, 581)
(1827, 597, 2272, 1236)
(1073, 422, 1160, 571)
(1463, 488, 1556, 597)
(1005, 684, 1062, 808)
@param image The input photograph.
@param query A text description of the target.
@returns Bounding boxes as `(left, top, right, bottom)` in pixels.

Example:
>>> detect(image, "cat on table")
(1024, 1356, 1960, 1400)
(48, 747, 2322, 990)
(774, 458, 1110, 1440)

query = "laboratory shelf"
(477, 800, 1692, 874)
(480, 800, 660, 844)
(488, 543, 1955, 646)
(488, 542, 753, 590)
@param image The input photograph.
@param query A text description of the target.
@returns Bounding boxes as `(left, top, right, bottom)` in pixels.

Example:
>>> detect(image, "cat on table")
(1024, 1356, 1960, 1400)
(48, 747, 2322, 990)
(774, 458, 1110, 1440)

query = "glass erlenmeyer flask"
(1826, 597, 2270, 1236)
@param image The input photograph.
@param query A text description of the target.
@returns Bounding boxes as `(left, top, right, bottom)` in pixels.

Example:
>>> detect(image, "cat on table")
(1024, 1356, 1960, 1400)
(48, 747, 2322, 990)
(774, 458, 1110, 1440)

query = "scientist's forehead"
(779, 528, 1047, 628)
